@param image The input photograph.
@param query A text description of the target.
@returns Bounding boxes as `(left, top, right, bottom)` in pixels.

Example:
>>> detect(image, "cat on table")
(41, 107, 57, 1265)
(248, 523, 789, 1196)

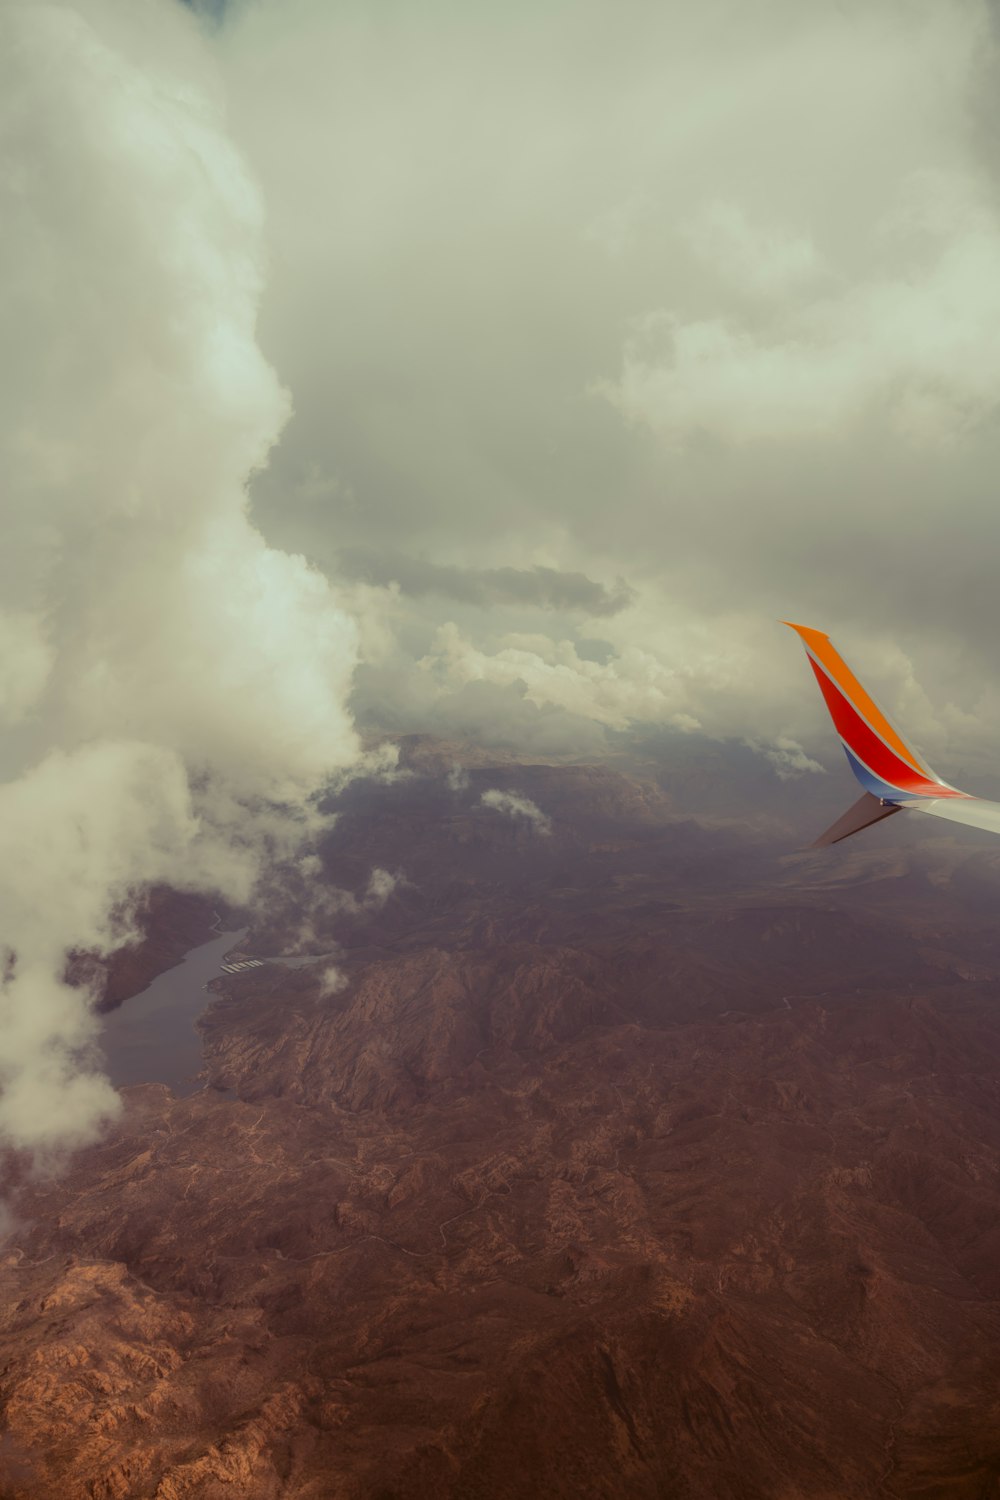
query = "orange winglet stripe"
(783, 622, 931, 779)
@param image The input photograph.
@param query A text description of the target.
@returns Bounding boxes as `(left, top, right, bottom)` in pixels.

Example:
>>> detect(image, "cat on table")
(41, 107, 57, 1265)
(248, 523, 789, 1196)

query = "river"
(98, 927, 246, 1095)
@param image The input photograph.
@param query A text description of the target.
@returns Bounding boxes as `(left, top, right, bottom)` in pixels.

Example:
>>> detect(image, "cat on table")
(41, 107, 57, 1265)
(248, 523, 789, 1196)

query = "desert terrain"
(4, 741, 1000, 1497)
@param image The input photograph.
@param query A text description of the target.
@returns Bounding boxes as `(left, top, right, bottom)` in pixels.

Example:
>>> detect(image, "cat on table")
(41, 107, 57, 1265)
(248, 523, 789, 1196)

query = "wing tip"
(781, 619, 829, 644)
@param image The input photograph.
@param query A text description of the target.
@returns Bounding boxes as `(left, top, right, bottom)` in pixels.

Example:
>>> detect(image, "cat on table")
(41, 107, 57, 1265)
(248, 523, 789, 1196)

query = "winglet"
(783, 621, 938, 779)
(785, 621, 969, 844)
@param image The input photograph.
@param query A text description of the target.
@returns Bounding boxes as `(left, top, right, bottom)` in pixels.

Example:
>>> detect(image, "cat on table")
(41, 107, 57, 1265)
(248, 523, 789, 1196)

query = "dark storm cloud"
(339, 551, 634, 617)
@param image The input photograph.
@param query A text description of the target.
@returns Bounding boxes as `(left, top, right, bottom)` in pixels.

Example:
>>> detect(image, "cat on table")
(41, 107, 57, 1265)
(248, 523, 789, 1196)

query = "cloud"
(480, 789, 552, 835)
(268, 863, 404, 954)
(318, 965, 348, 998)
(748, 736, 827, 782)
(338, 552, 634, 616)
(0, 612, 55, 728)
(681, 200, 828, 300)
(352, 657, 613, 757)
(364, 868, 402, 907)
(196, 0, 1000, 776)
(599, 173, 1000, 449)
(420, 622, 702, 734)
(0, 0, 377, 1158)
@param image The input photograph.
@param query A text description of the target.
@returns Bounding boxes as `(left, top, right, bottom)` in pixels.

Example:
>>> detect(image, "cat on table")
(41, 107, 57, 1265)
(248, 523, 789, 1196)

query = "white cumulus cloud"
(480, 789, 552, 835)
(0, 0, 380, 1159)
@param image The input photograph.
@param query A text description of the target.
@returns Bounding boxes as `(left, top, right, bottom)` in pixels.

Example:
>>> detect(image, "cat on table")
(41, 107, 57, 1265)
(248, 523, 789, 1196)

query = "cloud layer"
(203, 0, 1000, 778)
(0, 0, 370, 1156)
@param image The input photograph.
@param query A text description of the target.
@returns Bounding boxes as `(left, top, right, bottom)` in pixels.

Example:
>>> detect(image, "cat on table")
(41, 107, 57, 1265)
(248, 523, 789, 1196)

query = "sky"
(3, 0, 1000, 1154)
(205, 0, 1000, 775)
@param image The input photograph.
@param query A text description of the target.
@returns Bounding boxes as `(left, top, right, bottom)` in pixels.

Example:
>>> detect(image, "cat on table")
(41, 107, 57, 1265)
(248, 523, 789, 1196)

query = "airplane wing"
(785, 622, 1000, 845)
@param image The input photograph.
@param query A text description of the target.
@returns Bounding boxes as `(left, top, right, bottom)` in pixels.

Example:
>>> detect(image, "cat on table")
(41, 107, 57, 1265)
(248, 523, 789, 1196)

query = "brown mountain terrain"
(4, 743, 1000, 1497)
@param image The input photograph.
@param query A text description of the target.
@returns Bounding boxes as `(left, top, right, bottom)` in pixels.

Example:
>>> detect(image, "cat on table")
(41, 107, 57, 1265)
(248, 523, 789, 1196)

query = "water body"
(98, 928, 246, 1095)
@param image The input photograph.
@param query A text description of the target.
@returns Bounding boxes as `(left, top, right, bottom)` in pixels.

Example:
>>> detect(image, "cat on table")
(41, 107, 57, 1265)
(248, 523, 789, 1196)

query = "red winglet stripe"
(807, 659, 965, 799)
(786, 622, 934, 778)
